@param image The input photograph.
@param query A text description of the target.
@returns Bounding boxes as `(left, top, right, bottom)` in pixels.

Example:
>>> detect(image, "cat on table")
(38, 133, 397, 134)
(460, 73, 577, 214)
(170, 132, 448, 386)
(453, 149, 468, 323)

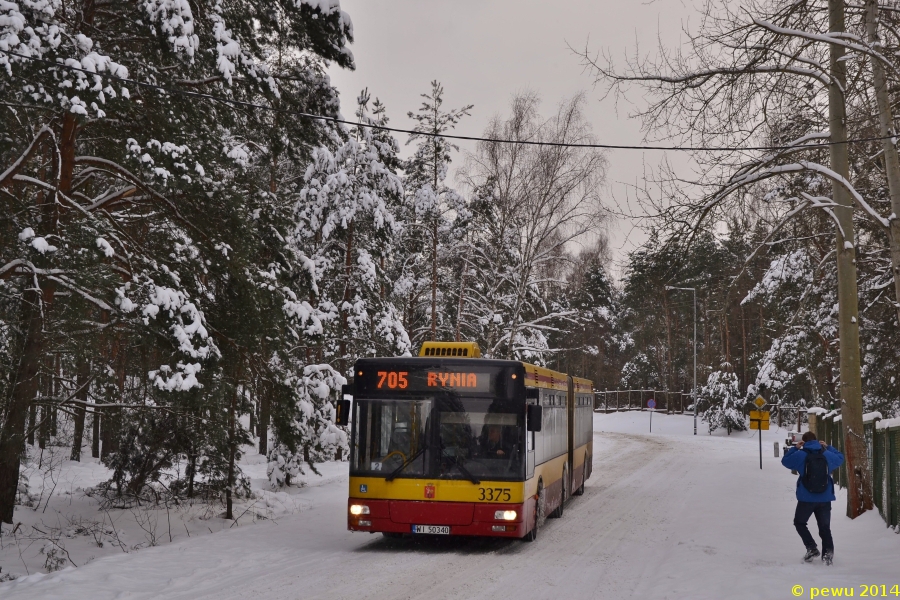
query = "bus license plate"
(411, 525, 450, 535)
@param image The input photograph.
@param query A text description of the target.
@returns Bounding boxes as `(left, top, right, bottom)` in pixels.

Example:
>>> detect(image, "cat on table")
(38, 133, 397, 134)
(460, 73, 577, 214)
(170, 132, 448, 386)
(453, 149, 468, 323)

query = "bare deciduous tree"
(460, 92, 607, 361)
(575, 0, 896, 516)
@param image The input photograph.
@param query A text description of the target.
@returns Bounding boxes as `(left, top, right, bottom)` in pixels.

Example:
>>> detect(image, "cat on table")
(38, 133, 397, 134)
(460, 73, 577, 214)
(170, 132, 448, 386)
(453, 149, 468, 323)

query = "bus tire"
(550, 465, 566, 518)
(525, 480, 544, 542)
(573, 459, 586, 496)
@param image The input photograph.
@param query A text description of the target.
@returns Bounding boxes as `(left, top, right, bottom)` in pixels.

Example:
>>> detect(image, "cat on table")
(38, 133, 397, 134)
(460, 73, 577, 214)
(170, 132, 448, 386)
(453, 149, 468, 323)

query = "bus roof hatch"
(418, 341, 482, 358)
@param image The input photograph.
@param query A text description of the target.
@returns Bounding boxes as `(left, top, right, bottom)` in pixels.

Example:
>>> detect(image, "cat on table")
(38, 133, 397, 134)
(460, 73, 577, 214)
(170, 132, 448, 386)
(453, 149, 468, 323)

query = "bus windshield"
(351, 396, 525, 481)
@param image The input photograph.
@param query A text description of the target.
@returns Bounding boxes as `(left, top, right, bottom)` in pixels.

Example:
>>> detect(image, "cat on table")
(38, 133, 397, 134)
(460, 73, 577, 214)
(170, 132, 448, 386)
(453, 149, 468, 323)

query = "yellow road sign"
(750, 420, 770, 430)
(753, 396, 766, 408)
(749, 410, 770, 421)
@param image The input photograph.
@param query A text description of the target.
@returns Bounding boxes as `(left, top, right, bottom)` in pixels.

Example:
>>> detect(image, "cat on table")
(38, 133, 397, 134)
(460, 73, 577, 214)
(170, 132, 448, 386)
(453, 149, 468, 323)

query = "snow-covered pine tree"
(745, 247, 839, 411)
(294, 90, 409, 372)
(266, 362, 347, 487)
(700, 370, 747, 434)
(550, 242, 620, 385)
(264, 91, 410, 486)
(0, 0, 355, 520)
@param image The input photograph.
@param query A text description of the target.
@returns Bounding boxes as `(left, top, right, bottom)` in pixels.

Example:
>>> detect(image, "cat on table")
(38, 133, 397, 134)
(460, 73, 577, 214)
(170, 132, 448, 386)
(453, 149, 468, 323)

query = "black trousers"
(794, 501, 833, 553)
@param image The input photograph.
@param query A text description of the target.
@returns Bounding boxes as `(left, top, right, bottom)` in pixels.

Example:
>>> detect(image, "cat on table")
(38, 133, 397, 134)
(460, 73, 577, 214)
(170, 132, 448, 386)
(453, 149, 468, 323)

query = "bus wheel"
(573, 459, 586, 496)
(525, 480, 544, 542)
(550, 465, 566, 518)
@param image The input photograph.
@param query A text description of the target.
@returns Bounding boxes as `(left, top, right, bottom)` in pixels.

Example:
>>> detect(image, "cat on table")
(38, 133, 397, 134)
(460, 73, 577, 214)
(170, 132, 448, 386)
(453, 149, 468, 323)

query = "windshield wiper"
(385, 446, 427, 482)
(446, 457, 480, 485)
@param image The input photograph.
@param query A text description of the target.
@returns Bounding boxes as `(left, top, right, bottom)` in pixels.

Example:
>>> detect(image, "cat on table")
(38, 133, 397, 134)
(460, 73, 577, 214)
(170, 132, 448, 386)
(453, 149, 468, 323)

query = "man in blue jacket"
(781, 431, 845, 565)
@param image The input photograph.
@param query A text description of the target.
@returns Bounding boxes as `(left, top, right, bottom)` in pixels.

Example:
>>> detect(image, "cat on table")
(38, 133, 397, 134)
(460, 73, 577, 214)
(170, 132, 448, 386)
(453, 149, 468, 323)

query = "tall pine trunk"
(664, 290, 674, 414)
(339, 223, 354, 374)
(741, 306, 748, 391)
(430, 119, 440, 342)
(258, 383, 269, 456)
(27, 405, 35, 446)
(0, 111, 74, 522)
(0, 289, 44, 523)
(100, 409, 112, 460)
(70, 356, 90, 461)
(829, 0, 872, 518)
(225, 376, 238, 520)
(91, 413, 100, 459)
(431, 219, 438, 340)
(187, 447, 197, 499)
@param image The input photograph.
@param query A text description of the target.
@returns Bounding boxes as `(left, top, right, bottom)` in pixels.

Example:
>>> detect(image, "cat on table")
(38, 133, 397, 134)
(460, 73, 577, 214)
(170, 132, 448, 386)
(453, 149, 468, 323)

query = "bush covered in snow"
(701, 371, 747, 435)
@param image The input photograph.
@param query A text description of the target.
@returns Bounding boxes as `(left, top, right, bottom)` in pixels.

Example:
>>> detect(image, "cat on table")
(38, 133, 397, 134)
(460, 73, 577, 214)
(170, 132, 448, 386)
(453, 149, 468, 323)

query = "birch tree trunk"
(829, 0, 872, 519)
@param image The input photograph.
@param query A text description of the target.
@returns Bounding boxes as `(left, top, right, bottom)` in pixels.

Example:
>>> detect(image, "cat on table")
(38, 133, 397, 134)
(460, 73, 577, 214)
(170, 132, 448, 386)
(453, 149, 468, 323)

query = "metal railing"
(816, 411, 899, 530)
(593, 390, 694, 414)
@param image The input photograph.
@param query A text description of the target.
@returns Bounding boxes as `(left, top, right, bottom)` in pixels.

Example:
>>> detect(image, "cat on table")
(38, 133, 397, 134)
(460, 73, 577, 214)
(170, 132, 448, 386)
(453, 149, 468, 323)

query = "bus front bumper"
(347, 499, 528, 538)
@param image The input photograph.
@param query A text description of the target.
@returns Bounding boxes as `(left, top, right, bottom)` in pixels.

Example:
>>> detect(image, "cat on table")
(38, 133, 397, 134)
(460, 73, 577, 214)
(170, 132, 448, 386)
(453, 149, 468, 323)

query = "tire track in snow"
(317, 432, 690, 600)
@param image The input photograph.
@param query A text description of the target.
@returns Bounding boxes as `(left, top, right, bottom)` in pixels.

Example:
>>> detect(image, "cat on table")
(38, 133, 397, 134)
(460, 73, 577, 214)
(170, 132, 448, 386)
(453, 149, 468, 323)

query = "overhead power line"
(2, 48, 899, 153)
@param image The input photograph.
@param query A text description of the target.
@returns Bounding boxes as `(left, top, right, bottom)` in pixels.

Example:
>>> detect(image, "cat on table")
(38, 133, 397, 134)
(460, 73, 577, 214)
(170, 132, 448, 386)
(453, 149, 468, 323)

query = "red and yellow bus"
(339, 341, 593, 541)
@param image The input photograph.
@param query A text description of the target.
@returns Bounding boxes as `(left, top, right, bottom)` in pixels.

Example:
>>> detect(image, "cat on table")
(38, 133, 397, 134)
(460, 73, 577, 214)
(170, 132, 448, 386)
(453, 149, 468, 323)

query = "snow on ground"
(0, 443, 346, 582)
(1, 412, 898, 600)
(596, 412, 900, 599)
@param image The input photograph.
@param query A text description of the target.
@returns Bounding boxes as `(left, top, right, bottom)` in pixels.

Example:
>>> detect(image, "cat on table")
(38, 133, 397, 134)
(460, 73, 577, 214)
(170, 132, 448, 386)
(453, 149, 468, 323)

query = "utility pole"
(829, 0, 872, 518)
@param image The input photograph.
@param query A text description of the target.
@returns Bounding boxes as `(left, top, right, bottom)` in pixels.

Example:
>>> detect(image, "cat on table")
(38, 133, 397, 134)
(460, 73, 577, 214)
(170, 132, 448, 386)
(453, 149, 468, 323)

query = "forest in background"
(568, 0, 900, 450)
(2, 0, 900, 527)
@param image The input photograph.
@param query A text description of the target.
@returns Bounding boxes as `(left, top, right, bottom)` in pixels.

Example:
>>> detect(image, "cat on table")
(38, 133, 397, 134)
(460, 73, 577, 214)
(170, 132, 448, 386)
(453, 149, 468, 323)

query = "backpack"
(801, 448, 830, 494)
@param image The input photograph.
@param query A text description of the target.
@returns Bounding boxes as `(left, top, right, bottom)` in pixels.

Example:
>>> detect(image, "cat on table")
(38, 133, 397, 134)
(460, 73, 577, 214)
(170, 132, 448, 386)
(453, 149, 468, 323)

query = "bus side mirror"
(335, 399, 352, 426)
(525, 387, 539, 400)
(342, 383, 355, 397)
(526, 404, 542, 432)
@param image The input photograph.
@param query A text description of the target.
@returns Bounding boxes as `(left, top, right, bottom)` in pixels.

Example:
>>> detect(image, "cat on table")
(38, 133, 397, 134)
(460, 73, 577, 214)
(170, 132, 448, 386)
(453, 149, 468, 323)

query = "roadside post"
(750, 396, 770, 470)
(647, 398, 656, 432)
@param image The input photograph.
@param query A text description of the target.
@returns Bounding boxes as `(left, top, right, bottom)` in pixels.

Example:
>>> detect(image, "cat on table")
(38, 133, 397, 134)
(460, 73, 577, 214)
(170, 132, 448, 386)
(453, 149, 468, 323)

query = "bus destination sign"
(363, 369, 494, 394)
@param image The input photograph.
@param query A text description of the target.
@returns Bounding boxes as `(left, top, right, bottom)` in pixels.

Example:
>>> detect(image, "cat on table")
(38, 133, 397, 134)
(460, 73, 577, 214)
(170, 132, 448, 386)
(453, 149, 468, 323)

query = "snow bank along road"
(3, 413, 898, 600)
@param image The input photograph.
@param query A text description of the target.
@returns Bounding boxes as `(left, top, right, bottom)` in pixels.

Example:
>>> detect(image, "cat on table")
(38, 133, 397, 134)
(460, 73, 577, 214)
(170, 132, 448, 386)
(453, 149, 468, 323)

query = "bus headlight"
(494, 510, 517, 521)
(350, 504, 370, 516)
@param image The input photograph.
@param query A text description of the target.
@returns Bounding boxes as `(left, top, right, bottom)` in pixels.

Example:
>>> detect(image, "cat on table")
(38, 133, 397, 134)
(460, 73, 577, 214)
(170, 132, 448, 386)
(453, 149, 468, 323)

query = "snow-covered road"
(3, 413, 898, 600)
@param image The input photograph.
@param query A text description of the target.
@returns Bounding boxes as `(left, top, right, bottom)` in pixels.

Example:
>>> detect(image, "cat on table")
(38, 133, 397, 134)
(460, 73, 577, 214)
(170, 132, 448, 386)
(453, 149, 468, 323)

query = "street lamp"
(665, 285, 697, 435)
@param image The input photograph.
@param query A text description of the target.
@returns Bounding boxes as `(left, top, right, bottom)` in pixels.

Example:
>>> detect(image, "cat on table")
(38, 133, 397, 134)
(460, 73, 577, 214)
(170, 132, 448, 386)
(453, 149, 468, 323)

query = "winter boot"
(822, 551, 833, 566)
(803, 547, 820, 562)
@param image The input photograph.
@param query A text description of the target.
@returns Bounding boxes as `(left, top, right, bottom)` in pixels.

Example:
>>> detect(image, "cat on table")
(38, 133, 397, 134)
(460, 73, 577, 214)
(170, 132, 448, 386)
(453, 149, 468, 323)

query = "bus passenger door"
(567, 377, 575, 480)
(526, 401, 536, 479)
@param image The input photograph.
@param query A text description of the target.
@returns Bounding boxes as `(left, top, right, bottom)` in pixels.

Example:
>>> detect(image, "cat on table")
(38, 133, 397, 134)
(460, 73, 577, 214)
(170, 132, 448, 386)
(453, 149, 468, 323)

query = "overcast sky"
(327, 0, 694, 275)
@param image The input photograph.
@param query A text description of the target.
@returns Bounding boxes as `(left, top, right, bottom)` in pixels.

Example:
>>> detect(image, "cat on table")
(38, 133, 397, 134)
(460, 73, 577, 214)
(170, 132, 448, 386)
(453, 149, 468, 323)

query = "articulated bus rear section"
(339, 342, 593, 541)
